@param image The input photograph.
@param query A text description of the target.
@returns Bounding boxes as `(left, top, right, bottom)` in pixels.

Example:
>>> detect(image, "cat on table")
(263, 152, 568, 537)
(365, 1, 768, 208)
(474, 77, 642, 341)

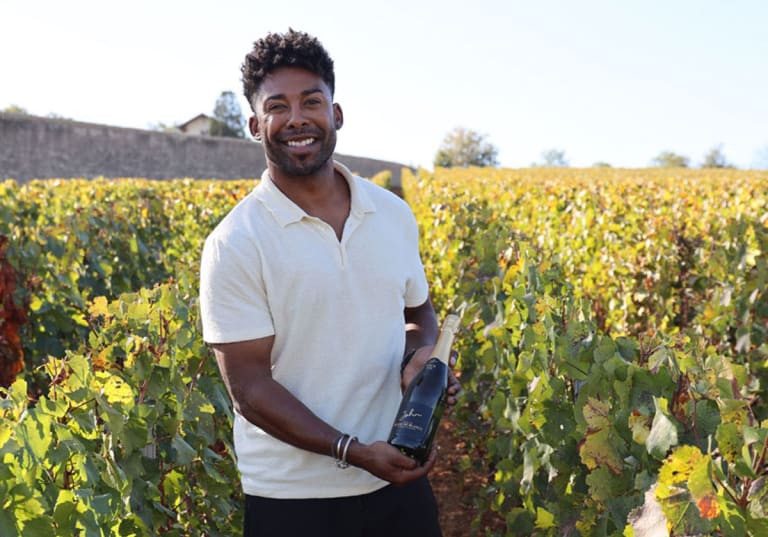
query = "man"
(199, 29, 459, 536)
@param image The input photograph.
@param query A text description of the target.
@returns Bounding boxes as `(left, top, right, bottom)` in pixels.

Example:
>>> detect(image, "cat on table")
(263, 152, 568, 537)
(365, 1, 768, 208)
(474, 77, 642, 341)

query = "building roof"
(177, 113, 212, 131)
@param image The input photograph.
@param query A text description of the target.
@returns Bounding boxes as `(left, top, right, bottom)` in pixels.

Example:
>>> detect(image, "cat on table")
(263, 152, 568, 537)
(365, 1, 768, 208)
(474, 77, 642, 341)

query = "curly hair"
(241, 29, 335, 110)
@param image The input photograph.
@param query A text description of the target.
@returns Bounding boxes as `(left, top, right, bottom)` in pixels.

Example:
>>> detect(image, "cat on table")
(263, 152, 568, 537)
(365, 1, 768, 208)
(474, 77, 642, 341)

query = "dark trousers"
(243, 477, 442, 537)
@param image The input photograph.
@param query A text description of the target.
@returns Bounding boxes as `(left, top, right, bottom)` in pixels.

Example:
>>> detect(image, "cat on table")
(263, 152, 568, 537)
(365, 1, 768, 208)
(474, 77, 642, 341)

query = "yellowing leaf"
(100, 373, 135, 410)
(502, 257, 524, 292)
(580, 428, 624, 474)
(658, 445, 704, 499)
(629, 410, 652, 445)
(0, 422, 12, 449)
(583, 397, 612, 430)
(88, 296, 110, 318)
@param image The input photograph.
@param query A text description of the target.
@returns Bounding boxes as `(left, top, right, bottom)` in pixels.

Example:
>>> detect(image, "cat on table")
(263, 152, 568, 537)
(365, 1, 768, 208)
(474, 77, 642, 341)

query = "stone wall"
(0, 113, 407, 185)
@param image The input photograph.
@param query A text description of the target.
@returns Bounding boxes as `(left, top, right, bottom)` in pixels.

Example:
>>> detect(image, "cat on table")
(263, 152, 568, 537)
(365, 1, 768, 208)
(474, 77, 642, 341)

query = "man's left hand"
(401, 347, 461, 408)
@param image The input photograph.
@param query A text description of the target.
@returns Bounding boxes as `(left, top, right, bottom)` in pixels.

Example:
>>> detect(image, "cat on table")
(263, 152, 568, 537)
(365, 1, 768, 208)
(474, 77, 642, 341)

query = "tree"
(651, 151, 689, 168)
(540, 148, 569, 167)
(592, 161, 612, 168)
(210, 91, 246, 138)
(2, 104, 28, 114)
(433, 127, 499, 168)
(147, 121, 180, 133)
(701, 144, 733, 168)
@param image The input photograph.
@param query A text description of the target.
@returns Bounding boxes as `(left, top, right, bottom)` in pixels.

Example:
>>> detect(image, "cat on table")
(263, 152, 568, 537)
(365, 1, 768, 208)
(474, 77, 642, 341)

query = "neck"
(268, 159, 348, 213)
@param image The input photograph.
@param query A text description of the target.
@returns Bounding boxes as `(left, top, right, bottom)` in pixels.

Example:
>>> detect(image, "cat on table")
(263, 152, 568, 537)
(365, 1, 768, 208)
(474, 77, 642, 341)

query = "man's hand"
(401, 346, 461, 408)
(347, 440, 436, 486)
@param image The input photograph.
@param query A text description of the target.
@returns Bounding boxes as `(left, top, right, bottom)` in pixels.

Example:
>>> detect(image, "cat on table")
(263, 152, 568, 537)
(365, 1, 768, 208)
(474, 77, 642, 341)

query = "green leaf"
(171, 433, 197, 466)
(53, 489, 79, 531)
(692, 399, 721, 440)
(0, 510, 17, 537)
(20, 515, 55, 537)
(17, 410, 53, 461)
(716, 422, 743, 465)
(594, 337, 617, 364)
(102, 456, 129, 495)
(37, 395, 68, 418)
(746, 515, 768, 537)
(647, 397, 678, 459)
(648, 346, 674, 373)
(616, 337, 639, 361)
(719, 496, 748, 537)
(535, 507, 556, 529)
(587, 466, 630, 502)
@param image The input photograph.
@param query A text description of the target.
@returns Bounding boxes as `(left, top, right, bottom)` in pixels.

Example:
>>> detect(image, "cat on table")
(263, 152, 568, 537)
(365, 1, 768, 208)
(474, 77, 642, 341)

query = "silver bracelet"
(333, 433, 348, 460)
(336, 435, 357, 469)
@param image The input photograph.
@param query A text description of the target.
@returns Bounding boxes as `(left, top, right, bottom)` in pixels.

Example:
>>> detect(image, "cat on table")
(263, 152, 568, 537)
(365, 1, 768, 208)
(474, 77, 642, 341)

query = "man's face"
(249, 67, 342, 177)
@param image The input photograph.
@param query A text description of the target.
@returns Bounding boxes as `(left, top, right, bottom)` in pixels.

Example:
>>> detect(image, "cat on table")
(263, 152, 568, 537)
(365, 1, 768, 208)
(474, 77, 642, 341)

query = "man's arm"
(212, 337, 436, 483)
(404, 297, 439, 357)
(401, 298, 461, 406)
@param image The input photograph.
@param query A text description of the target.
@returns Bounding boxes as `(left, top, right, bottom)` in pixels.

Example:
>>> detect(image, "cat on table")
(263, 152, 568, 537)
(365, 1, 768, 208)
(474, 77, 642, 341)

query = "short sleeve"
(199, 233, 275, 344)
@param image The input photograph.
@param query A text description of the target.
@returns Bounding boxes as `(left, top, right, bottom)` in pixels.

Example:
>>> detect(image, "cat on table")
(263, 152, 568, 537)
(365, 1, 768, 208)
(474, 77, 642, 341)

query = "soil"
(430, 416, 506, 537)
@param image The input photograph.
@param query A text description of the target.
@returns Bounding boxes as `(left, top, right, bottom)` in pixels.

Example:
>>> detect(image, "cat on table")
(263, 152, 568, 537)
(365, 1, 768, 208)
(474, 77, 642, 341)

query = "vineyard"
(0, 167, 767, 536)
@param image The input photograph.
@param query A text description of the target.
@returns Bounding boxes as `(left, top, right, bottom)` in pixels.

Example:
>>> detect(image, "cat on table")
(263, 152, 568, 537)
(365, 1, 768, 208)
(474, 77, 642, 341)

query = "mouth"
(285, 137, 317, 147)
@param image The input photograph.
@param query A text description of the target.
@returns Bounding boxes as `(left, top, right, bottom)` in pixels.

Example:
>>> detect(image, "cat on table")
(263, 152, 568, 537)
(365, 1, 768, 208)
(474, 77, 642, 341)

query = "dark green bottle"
(388, 314, 460, 463)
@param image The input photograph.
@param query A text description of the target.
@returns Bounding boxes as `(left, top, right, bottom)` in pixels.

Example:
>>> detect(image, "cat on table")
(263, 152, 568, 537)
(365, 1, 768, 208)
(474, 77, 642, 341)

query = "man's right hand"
(347, 440, 436, 486)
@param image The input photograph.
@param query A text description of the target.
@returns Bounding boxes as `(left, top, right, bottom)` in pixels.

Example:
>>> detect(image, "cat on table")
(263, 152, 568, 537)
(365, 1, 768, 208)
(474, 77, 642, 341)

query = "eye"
(267, 103, 286, 112)
(305, 97, 322, 106)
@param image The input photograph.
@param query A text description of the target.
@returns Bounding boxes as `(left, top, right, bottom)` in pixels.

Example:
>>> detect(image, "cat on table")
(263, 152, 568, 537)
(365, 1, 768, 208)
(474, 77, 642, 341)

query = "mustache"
(279, 128, 323, 141)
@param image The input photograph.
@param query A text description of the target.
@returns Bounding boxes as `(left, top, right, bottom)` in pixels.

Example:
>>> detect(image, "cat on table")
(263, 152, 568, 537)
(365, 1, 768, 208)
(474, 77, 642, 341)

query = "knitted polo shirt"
(199, 161, 429, 498)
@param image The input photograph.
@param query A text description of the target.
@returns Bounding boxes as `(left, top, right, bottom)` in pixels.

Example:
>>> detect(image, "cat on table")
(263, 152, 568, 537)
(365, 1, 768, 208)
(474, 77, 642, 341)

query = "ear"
(248, 116, 261, 141)
(333, 103, 343, 130)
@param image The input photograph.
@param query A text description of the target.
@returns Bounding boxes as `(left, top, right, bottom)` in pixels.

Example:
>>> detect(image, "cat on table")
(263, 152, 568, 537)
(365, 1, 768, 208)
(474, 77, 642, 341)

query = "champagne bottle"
(388, 314, 460, 463)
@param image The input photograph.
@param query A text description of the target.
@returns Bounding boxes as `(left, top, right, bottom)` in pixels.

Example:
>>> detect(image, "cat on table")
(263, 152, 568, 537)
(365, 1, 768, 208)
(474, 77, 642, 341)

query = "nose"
(287, 106, 308, 128)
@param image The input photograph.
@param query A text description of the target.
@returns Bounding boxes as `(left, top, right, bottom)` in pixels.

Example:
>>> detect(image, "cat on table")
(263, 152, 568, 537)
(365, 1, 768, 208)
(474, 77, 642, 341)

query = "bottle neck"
(432, 314, 459, 364)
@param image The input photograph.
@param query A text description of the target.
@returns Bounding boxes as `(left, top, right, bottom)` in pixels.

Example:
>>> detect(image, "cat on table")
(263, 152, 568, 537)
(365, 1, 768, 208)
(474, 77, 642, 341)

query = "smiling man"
(198, 29, 458, 536)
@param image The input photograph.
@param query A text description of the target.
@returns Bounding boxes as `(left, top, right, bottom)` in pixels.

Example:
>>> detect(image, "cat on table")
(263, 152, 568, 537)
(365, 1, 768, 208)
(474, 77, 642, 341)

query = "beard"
(263, 127, 337, 177)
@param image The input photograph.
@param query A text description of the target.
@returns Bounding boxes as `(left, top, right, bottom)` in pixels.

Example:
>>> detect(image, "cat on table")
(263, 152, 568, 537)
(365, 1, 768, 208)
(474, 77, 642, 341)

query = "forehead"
(257, 66, 331, 101)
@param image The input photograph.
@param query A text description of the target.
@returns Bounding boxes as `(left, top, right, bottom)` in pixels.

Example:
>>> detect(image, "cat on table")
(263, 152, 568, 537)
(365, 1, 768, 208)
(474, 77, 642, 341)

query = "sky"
(2, 0, 767, 170)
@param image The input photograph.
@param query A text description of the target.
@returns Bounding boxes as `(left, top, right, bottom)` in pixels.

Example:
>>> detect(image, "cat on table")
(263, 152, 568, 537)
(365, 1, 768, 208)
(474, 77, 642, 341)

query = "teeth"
(287, 138, 315, 147)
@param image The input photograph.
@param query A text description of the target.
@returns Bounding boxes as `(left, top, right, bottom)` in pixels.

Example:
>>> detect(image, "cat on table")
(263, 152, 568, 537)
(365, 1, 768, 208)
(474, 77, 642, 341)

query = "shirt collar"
(253, 160, 377, 228)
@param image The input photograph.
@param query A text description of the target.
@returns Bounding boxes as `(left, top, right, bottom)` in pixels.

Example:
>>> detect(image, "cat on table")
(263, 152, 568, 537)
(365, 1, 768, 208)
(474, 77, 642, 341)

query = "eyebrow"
(264, 88, 325, 103)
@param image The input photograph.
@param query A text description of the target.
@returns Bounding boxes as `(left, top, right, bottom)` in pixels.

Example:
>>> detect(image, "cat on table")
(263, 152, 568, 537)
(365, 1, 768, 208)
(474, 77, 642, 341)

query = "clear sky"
(2, 0, 767, 169)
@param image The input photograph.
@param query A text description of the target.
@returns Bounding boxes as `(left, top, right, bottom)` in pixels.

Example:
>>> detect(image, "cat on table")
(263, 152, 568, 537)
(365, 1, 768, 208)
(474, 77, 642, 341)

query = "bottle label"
(392, 401, 432, 435)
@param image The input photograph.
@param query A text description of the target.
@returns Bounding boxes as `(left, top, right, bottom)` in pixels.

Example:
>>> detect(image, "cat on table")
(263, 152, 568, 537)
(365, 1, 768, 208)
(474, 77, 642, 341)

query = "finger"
(420, 448, 438, 472)
(394, 453, 419, 471)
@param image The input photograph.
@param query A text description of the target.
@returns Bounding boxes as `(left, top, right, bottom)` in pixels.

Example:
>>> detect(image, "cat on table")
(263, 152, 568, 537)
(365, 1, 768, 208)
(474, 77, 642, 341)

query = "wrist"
(345, 438, 370, 469)
(331, 433, 357, 469)
(400, 348, 418, 375)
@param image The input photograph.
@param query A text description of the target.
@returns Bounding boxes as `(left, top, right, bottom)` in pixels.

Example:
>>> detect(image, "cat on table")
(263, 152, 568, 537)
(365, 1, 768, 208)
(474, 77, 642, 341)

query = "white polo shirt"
(199, 161, 429, 499)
